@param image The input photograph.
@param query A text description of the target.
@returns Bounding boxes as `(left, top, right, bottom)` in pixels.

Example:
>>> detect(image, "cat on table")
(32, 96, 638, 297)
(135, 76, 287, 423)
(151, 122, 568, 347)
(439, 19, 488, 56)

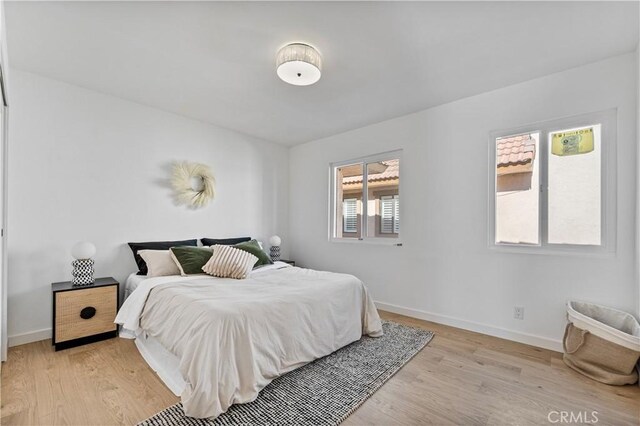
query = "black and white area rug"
(139, 321, 434, 426)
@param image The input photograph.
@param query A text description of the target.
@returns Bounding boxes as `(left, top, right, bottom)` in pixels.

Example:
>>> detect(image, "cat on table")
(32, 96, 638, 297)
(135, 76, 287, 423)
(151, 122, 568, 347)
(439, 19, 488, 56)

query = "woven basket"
(563, 301, 640, 385)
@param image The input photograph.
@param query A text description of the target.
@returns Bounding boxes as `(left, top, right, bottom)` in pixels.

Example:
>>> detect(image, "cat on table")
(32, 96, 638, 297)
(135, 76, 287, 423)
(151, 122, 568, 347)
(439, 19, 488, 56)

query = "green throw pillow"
(170, 246, 213, 275)
(233, 239, 273, 267)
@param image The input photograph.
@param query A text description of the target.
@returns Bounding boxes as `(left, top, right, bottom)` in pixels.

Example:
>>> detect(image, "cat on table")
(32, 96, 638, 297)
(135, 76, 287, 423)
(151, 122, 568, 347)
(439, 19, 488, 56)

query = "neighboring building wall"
(547, 127, 601, 245)
(496, 134, 539, 245)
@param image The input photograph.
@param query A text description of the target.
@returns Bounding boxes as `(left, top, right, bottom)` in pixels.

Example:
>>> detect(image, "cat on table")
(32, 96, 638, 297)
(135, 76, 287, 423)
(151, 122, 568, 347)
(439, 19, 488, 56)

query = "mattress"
(125, 273, 159, 299)
(125, 272, 145, 295)
(135, 332, 185, 396)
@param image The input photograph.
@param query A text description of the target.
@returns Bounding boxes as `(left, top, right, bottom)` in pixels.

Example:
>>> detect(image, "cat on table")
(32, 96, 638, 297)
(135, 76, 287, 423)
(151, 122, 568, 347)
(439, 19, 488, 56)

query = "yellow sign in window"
(551, 127, 594, 156)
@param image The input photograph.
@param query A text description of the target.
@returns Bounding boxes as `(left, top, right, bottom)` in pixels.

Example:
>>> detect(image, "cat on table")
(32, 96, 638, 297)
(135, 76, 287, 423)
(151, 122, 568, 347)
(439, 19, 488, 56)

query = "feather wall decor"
(171, 161, 216, 208)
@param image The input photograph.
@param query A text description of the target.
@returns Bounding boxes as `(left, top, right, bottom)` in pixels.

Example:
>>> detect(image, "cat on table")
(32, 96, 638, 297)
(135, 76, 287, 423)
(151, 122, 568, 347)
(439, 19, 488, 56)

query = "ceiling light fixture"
(276, 43, 322, 86)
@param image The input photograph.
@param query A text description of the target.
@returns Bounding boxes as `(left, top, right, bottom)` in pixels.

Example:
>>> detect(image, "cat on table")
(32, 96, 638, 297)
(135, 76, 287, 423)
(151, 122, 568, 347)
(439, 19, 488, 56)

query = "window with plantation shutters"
(343, 198, 358, 233)
(330, 150, 402, 243)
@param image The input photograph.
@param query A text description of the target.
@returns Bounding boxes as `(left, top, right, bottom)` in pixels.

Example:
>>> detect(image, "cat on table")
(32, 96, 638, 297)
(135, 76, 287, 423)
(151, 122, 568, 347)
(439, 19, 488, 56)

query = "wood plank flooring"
(2, 311, 639, 425)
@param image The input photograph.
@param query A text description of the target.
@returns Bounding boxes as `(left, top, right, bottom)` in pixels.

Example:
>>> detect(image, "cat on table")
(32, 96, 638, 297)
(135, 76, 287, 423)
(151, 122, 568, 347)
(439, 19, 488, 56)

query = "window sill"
(330, 238, 403, 246)
(488, 243, 615, 258)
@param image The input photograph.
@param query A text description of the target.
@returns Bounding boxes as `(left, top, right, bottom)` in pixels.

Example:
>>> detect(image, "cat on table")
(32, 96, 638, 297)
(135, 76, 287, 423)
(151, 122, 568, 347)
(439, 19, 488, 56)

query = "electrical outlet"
(514, 306, 525, 320)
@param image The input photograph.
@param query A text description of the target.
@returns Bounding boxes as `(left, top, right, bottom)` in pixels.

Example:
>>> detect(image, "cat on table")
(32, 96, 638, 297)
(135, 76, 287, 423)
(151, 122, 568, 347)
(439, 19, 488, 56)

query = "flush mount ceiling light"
(276, 43, 322, 86)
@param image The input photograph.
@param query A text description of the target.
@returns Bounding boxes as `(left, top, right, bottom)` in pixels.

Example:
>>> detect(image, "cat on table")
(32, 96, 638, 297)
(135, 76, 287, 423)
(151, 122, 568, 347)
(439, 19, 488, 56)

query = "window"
(490, 110, 615, 252)
(331, 150, 401, 242)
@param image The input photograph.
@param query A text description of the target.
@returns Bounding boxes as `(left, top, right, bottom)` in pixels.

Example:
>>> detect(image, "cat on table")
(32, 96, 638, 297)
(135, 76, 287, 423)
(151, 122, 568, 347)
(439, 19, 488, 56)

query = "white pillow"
(202, 245, 258, 279)
(138, 249, 181, 277)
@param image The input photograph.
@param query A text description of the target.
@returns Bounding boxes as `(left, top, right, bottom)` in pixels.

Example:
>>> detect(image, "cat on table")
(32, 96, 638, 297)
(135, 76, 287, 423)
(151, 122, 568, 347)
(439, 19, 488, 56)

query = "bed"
(115, 262, 383, 419)
(124, 273, 147, 299)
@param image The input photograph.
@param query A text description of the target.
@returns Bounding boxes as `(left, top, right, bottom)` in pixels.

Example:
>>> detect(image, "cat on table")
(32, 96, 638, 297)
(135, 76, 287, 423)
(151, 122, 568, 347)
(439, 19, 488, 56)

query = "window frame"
(329, 150, 403, 245)
(488, 109, 617, 255)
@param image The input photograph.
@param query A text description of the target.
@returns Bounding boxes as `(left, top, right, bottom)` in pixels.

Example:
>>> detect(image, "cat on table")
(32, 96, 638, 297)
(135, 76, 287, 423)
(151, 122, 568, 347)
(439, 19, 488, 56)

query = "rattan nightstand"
(51, 277, 119, 351)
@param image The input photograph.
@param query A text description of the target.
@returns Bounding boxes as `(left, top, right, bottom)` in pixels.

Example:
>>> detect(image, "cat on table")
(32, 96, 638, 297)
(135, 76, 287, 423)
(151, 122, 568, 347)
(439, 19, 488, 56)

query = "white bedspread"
(115, 263, 383, 419)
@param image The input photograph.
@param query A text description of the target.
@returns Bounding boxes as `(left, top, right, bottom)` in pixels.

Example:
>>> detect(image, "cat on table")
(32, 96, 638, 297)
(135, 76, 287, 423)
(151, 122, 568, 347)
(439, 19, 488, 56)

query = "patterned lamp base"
(270, 246, 281, 262)
(72, 259, 95, 286)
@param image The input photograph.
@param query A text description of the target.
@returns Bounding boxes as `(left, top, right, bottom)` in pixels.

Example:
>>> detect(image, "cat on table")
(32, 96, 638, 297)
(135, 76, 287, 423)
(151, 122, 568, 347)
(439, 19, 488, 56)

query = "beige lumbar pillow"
(138, 249, 181, 277)
(202, 245, 258, 279)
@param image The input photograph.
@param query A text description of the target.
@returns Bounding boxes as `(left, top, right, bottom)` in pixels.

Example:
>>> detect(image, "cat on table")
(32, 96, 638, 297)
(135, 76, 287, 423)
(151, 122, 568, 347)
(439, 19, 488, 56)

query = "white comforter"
(115, 263, 383, 419)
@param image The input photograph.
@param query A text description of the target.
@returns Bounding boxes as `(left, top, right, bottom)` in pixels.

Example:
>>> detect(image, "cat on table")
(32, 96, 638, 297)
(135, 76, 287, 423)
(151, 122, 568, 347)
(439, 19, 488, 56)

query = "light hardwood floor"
(2, 311, 639, 425)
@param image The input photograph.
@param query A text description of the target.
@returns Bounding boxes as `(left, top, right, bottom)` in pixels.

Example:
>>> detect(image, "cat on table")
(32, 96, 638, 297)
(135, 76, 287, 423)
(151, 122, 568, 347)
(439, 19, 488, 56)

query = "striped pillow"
(202, 244, 258, 279)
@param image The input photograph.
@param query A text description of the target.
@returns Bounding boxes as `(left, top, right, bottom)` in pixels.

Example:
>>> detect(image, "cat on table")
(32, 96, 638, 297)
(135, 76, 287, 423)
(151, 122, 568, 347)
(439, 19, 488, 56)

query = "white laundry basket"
(564, 301, 640, 385)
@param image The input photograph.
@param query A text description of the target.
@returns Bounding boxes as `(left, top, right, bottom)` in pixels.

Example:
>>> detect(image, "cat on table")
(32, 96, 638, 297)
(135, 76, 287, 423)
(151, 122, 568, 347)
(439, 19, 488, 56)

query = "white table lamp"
(269, 235, 281, 262)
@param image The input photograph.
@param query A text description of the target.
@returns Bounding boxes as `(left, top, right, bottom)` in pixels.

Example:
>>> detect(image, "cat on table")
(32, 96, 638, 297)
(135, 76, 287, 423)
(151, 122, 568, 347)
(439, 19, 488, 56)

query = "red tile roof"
(343, 159, 399, 185)
(497, 134, 536, 168)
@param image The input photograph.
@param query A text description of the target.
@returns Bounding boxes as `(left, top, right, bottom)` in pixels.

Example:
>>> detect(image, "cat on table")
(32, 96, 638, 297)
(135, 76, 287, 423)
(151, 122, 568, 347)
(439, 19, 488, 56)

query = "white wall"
(290, 53, 638, 351)
(7, 70, 289, 345)
(0, 0, 10, 361)
(636, 42, 640, 319)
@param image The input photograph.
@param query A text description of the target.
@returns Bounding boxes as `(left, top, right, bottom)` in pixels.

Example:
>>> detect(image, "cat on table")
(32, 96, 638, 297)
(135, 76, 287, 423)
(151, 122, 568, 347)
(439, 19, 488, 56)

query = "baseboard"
(376, 301, 563, 352)
(8, 328, 51, 347)
(7, 305, 563, 353)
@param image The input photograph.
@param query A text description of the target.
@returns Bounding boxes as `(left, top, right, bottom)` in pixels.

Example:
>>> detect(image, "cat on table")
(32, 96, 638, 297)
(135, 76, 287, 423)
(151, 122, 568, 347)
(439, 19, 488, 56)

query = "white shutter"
(381, 195, 399, 234)
(380, 196, 394, 234)
(394, 195, 400, 234)
(343, 199, 358, 233)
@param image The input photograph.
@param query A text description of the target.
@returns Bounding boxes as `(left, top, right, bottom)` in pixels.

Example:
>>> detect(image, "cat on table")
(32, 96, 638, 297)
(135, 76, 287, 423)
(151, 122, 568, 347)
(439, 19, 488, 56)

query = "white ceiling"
(5, 1, 639, 145)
